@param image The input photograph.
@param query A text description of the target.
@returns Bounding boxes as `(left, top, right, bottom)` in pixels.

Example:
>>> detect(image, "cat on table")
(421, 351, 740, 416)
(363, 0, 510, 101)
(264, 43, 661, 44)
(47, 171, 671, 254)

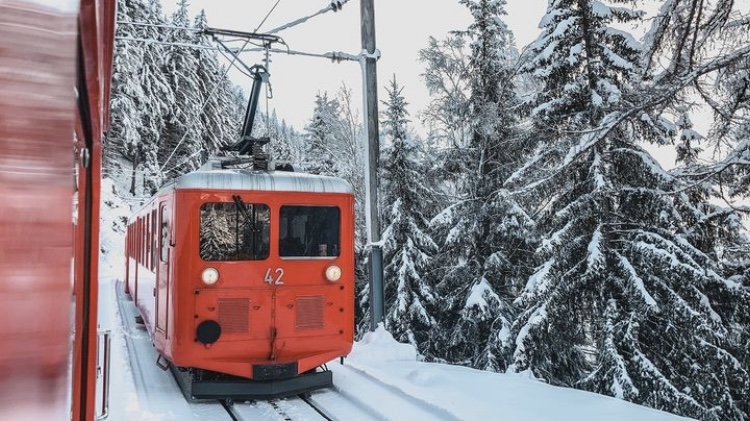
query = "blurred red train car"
(0, 0, 114, 420)
(124, 163, 355, 400)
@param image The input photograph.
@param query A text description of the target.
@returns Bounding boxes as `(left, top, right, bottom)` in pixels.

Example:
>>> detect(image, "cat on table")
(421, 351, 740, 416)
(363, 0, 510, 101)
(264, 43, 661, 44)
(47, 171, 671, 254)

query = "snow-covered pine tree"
(108, 0, 173, 196)
(674, 112, 702, 166)
(273, 117, 305, 165)
(378, 76, 439, 351)
(302, 92, 341, 176)
(508, 1, 750, 418)
(192, 9, 241, 155)
(158, 0, 204, 183)
(429, 0, 534, 371)
(107, 0, 145, 182)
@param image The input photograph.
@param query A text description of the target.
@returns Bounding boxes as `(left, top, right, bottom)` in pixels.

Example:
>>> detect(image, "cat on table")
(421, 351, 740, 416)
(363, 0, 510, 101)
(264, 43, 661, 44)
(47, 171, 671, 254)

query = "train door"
(156, 200, 172, 337)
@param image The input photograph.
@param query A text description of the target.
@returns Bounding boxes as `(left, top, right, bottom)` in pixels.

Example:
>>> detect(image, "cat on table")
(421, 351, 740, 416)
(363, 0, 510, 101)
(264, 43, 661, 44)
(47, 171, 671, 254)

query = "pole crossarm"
(203, 27, 284, 46)
(226, 45, 361, 63)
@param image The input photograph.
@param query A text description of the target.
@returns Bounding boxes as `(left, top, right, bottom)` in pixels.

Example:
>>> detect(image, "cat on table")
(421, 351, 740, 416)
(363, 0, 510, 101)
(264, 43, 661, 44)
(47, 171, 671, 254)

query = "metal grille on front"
(295, 295, 324, 330)
(218, 298, 250, 334)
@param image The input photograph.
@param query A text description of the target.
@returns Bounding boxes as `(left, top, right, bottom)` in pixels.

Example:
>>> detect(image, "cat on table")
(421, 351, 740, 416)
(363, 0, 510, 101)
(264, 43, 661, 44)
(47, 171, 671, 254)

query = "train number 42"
(264, 268, 284, 285)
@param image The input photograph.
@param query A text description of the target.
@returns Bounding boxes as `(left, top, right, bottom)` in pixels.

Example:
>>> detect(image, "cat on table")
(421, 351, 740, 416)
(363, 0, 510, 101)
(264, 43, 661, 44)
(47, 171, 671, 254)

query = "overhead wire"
(116, 21, 201, 32)
(115, 36, 220, 50)
(254, 0, 282, 32)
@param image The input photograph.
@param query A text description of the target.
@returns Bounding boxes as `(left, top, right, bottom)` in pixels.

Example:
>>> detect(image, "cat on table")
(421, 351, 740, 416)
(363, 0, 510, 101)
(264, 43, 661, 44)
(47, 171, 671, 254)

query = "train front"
(166, 169, 355, 400)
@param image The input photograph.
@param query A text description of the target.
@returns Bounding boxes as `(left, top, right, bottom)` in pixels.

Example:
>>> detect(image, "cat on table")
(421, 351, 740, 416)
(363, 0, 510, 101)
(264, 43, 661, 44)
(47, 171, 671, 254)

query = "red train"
(124, 161, 355, 399)
(0, 0, 114, 420)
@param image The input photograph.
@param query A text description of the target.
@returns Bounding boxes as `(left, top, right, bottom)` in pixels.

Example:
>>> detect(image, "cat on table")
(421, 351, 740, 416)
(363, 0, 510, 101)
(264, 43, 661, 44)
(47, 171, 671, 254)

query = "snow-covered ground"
(97, 180, 692, 421)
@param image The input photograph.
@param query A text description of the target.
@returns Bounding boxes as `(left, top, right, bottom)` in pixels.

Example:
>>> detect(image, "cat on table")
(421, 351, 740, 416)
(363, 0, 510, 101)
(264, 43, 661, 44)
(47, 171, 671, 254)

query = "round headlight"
(325, 265, 342, 282)
(201, 268, 219, 285)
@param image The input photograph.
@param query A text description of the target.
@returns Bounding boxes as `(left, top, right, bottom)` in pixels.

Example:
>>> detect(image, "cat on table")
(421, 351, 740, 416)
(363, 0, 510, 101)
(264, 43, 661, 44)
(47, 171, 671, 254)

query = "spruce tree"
(273, 117, 304, 165)
(379, 77, 439, 351)
(192, 9, 241, 155)
(108, 0, 173, 196)
(159, 0, 204, 181)
(429, 0, 534, 371)
(508, 1, 750, 418)
(303, 92, 340, 176)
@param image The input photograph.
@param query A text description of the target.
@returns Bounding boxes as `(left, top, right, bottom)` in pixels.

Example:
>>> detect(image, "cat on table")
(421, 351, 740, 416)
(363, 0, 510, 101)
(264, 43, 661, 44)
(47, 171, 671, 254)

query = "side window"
(141, 218, 145, 264)
(137, 219, 142, 264)
(151, 209, 157, 270)
(145, 213, 150, 268)
(160, 204, 169, 263)
(279, 206, 340, 258)
(199, 201, 270, 261)
(140, 218, 145, 264)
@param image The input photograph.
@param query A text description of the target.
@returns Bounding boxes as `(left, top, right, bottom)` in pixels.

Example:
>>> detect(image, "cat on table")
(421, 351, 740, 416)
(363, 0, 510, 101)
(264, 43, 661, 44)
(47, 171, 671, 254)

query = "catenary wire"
(254, 0, 282, 32)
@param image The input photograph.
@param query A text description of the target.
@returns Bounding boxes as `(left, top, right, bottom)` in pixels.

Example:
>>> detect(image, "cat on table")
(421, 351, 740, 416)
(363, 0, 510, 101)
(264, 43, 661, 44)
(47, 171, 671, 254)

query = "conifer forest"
(108, 0, 750, 419)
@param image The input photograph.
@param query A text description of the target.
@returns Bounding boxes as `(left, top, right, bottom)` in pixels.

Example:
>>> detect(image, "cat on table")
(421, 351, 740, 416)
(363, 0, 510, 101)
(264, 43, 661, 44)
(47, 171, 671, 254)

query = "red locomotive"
(124, 161, 355, 399)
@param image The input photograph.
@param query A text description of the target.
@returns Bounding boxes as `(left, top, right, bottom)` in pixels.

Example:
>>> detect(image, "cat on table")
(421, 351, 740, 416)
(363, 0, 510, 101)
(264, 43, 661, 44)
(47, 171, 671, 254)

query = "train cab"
(125, 165, 355, 399)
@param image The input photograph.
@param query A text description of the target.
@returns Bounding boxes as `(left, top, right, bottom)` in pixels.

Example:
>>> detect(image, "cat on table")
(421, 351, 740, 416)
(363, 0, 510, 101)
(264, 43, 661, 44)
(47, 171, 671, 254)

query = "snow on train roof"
(162, 169, 354, 194)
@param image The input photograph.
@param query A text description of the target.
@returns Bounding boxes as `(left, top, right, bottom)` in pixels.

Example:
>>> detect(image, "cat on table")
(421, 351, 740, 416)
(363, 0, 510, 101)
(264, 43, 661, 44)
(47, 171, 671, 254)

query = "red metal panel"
(72, 0, 115, 419)
(0, 2, 77, 419)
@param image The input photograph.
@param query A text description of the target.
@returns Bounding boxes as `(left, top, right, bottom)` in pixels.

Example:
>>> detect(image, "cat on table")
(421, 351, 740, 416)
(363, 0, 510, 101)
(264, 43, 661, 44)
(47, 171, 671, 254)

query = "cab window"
(279, 205, 340, 258)
(199, 201, 270, 261)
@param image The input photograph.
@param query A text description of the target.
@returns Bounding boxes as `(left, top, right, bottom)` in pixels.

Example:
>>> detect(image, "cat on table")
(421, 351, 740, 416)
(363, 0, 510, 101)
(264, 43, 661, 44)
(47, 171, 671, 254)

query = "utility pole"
(360, 0, 384, 331)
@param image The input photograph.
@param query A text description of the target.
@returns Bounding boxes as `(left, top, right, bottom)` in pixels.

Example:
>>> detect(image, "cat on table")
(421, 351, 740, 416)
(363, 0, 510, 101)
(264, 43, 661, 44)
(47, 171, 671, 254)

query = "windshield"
(279, 205, 340, 258)
(199, 200, 270, 261)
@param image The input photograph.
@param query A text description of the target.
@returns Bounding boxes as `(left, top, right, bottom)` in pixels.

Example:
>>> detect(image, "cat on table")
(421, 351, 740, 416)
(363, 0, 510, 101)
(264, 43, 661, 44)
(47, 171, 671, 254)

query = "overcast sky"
(160, 0, 547, 134)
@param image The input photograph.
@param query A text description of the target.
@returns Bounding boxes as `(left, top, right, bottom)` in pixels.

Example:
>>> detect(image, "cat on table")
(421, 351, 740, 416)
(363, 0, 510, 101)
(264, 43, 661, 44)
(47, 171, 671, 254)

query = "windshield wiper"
(232, 195, 258, 258)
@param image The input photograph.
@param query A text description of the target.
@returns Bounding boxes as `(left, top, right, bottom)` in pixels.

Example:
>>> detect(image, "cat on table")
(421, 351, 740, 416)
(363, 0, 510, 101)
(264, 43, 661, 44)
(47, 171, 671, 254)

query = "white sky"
(160, 0, 548, 133)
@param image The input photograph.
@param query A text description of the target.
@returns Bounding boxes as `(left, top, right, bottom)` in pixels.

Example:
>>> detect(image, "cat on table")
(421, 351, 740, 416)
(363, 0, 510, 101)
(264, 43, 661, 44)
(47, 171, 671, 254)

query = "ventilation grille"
(296, 295, 324, 330)
(218, 298, 249, 334)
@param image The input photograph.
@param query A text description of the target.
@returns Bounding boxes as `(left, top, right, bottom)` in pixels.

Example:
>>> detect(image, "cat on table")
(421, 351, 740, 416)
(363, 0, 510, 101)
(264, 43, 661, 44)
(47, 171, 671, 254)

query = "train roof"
(158, 169, 354, 195)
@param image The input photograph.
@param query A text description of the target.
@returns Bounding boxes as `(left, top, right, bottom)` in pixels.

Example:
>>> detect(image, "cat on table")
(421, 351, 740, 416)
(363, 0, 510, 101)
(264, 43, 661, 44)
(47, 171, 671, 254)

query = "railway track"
(225, 397, 330, 421)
